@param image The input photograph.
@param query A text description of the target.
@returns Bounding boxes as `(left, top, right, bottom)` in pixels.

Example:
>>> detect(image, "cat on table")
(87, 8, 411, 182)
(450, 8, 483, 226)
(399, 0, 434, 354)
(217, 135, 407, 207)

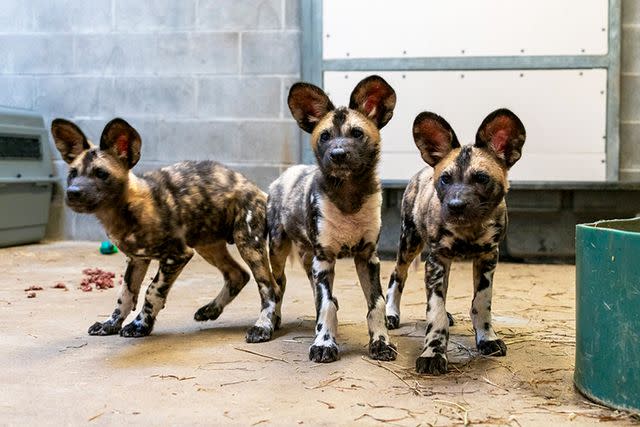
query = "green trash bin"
(575, 218, 640, 412)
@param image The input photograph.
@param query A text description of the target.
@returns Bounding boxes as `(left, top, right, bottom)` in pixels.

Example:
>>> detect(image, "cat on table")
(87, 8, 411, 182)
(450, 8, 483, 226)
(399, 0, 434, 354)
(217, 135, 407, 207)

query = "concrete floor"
(1, 242, 637, 426)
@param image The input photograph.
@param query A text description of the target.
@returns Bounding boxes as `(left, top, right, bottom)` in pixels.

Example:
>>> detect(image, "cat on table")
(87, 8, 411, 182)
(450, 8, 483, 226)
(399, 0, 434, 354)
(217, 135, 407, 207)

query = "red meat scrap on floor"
(80, 268, 116, 292)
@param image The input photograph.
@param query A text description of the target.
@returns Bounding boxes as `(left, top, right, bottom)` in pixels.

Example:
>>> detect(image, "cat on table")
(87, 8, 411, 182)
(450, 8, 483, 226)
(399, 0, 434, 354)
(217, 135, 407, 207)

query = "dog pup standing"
(268, 76, 397, 362)
(385, 109, 526, 374)
(51, 118, 280, 342)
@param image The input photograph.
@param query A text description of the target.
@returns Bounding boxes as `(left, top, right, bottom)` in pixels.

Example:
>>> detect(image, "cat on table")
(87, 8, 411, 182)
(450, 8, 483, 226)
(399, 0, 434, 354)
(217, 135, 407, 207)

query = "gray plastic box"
(0, 107, 55, 247)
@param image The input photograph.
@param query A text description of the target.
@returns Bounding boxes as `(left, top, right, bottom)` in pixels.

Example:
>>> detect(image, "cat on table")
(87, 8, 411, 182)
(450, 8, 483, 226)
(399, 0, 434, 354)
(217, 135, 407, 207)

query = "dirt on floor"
(0, 241, 638, 426)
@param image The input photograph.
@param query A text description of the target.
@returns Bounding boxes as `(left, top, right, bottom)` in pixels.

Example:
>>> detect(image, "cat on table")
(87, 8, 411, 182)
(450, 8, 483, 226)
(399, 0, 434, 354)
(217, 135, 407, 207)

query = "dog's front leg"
(120, 250, 193, 337)
(88, 257, 150, 336)
(386, 217, 424, 329)
(309, 255, 339, 363)
(355, 250, 397, 361)
(472, 251, 507, 356)
(416, 252, 451, 374)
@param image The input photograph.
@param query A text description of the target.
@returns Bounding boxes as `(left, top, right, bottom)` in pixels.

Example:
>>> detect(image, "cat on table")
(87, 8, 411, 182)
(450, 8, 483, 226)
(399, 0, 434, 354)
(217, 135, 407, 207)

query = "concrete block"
(0, 35, 74, 74)
(75, 34, 158, 75)
(285, 0, 301, 29)
(621, 75, 640, 121)
(236, 121, 299, 163)
(113, 77, 196, 117)
(76, 33, 238, 75)
(622, 26, 640, 73)
(36, 77, 114, 118)
(33, 0, 112, 32)
(198, 0, 281, 30)
(623, 0, 640, 25)
(0, 76, 34, 110)
(0, 0, 34, 32)
(620, 123, 640, 170)
(116, 0, 196, 31)
(198, 77, 281, 118)
(157, 33, 238, 74)
(153, 120, 239, 162)
(226, 164, 283, 190)
(281, 76, 300, 118)
(241, 32, 301, 74)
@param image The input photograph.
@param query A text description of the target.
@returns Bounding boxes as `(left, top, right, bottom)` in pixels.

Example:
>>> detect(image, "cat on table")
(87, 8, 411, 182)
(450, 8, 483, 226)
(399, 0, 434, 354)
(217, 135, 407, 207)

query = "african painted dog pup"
(51, 118, 280, 342)
(385, 109, 526, 374)
(267, 75, 397, 363)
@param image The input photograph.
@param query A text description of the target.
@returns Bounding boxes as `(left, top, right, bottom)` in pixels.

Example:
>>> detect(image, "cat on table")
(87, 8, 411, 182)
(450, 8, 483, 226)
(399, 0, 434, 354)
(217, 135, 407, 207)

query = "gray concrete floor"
(0, 242, 637, 426)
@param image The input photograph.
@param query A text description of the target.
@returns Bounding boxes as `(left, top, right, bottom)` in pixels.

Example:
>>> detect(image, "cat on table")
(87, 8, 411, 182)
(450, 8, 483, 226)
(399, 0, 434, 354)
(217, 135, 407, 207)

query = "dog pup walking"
(51, 118, 280, 342)
(267, 75, 398, 362)
(385, 109, 526, 374)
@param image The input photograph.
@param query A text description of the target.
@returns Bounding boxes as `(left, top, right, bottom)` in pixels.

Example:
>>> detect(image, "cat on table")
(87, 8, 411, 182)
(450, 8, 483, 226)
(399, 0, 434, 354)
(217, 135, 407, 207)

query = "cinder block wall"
(620, 0, 640, 180)
(0, 0, 301, 240)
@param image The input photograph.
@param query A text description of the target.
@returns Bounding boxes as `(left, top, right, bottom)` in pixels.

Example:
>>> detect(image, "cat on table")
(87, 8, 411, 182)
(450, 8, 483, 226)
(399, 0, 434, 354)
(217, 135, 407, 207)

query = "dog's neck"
(94, 173, 146, 244)
(317, 168, 380, 215)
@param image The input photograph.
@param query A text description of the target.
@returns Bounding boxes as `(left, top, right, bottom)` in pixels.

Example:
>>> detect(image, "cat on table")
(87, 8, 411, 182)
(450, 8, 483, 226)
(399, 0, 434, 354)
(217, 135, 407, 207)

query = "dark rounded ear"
(287, 82, 335, 133)
(51, 118, 91, 164)
(412, 112, 460, 167)
(349, 75, 396, 129)
(475, 108, 526, 168)
(99, 118, 142, 169)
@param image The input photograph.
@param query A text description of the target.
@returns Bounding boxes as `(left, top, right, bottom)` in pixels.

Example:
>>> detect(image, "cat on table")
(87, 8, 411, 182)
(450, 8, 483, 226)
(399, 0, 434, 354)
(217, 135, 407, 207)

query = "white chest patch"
(317, 192, 382, 254)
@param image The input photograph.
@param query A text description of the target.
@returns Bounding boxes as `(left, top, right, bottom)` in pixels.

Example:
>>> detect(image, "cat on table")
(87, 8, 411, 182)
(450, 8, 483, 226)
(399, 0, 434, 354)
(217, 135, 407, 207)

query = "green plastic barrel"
(575, 218, 640, 412)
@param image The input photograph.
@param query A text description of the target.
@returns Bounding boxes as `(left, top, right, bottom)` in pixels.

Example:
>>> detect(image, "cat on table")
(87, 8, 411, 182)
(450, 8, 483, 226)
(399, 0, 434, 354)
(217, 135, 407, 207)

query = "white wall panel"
(323, 0, 608, 59)
(324, 69, 607, 181)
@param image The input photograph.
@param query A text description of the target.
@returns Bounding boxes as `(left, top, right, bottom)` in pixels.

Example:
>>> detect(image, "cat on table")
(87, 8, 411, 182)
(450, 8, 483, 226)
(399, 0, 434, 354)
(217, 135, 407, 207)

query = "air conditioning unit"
(0, 107, 55, 247)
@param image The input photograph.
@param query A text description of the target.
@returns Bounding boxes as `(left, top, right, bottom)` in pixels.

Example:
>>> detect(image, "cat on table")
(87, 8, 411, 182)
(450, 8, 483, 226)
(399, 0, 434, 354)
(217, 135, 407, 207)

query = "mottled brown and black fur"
(51, 118, 280, 342)
(267, 76, 398, 363)
(385, 109, 526, 374)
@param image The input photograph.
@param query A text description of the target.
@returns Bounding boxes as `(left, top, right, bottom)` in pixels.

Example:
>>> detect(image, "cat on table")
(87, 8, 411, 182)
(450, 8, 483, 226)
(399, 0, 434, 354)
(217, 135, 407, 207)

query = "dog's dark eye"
(95, 168, 109, 180)
(68, 169, 78, 179)
(351, 128, 363, 139)
(472, 172, 490, 184)
(320, 131, 331, 143)
(440, 174, 452, 185)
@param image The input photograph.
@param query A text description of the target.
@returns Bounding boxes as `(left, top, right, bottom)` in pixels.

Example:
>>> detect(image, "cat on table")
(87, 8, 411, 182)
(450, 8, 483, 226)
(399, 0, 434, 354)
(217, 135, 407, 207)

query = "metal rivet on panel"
(460, 74, 465, 79)
(402, 50, 407, 55)
(520, 49, 525, 53)
(600, 90, 605, 95)
(520, 73, 524, 77)
(601, 28, 606, 32)
(344, 74, 348, 79)
(581, 48, 586, 53)
(461, 49, 465, 54)
(346, 52, 350, 57)
(402, 74, 406, 79)
(326, 34, 330, 38)
(579, 71, 584, 76)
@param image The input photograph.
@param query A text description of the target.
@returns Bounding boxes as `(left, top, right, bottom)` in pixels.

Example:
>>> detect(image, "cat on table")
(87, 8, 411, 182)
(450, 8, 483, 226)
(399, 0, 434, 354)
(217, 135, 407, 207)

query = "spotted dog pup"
(385, 109, 526, 374)
(267, 76, 398, 362)
(51, 118, 280, 342)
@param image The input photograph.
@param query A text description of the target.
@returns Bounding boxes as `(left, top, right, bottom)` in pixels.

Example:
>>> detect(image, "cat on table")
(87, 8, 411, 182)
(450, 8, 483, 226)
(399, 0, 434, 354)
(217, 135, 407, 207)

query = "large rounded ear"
(349, 75, 396, 129)
(475, 108, 526, 168)
(412, 112, 460, 167)
(99, 118, 142, 169)
(51, 119, 91, 164)
(287, 82, 335, 133)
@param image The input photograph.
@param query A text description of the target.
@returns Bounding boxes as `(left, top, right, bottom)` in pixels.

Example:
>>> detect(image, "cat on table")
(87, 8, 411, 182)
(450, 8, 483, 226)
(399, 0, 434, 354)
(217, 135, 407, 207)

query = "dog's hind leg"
(234, 209, 281, 344)
(355, 249, 397, 361)
(193, 241, 251, 322)
(120, 249, 194, 337)
(268, 224, 292, 327)
(386, 216, 424, 329)
(88, 257, 150, 336)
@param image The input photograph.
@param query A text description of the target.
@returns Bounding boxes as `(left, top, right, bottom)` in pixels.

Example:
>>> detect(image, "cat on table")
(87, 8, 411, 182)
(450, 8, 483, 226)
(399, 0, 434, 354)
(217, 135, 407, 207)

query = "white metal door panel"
(324, 69, 607, 182)
(323, 0, 608, 59)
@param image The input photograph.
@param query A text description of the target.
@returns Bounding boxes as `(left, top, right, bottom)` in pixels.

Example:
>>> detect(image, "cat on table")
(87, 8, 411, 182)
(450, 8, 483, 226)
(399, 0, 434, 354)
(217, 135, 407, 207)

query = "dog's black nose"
(329, 148, 347, 162)
(67, 186, 83, 202)
(447, 199, 467, 214)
